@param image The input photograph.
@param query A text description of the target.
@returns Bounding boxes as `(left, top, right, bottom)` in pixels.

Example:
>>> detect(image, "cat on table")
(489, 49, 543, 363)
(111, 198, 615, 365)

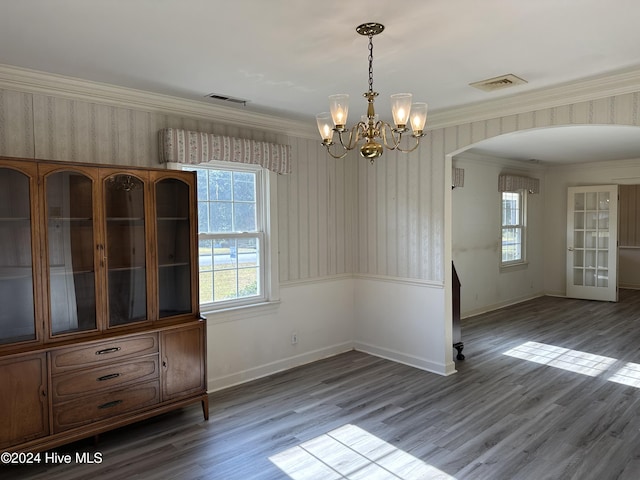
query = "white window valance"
(159, 128, 292, 174)
(498, 174, 539, 194)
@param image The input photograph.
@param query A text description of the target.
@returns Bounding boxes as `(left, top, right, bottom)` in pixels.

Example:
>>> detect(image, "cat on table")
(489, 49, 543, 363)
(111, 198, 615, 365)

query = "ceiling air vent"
(205, 93, 249, 105)
(469, 74, 527, 92)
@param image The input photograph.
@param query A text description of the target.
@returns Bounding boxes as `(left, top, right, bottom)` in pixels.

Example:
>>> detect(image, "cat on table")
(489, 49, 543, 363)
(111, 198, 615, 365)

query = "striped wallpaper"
(1, 87, 640, 285)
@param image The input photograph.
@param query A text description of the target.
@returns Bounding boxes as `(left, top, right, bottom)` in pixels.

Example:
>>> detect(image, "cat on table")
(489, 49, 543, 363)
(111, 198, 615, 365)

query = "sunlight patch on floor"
(503, 341, 617, 376)
(607, 362, 640, 387)
(269, 424, 456, 480)
(503, 341, 640, 388)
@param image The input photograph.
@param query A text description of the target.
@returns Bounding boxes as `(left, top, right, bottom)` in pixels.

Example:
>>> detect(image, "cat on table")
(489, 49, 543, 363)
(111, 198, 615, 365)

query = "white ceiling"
(468, 125, 640, 164)
(1, 0, 640, 163)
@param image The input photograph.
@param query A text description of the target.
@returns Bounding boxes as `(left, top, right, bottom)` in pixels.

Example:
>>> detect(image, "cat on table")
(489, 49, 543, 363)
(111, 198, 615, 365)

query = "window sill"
(201, 299, 281, 324)
(500, 261, 529, 273)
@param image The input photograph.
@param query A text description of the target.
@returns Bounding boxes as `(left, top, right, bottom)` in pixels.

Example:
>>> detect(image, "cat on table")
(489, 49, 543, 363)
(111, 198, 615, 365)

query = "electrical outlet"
(291, 332, 298, 345)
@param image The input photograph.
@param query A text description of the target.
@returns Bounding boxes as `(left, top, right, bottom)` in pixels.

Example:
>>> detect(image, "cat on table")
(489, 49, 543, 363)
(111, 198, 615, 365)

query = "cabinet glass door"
(105, 174, 147, 326)
(45, 171, 97, 335)
(156, 178, 192, 318)
(0, 167, 36, 344)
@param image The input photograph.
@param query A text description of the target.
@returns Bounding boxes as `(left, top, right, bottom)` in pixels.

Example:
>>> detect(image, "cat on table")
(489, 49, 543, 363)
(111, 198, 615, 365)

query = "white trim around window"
(166, 161, 279, 313)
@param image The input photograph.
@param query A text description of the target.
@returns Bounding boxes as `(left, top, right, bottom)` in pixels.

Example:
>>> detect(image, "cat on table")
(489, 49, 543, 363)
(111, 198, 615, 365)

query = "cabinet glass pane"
(105, 175, 146, 326)
(156, 178, 192, 318)
(0, 168, 35, 344)
(46, 172, 97, 335)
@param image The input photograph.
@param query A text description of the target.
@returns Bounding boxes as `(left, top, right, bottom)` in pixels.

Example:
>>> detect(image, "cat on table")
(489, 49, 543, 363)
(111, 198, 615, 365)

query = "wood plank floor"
(8, 290, 640, 479)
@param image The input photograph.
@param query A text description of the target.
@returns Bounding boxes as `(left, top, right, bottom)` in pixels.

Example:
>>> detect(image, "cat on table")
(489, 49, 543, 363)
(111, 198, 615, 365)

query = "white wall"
(619, 248, 640, 288)
(451, 153, 544, 317)
(205, 277, 355, 391)
(353, 277, 452, 375)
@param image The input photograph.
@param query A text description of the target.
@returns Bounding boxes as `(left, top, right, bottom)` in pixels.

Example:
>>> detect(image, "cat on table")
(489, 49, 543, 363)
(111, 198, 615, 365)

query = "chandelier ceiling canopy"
(316, 22, 428, 163)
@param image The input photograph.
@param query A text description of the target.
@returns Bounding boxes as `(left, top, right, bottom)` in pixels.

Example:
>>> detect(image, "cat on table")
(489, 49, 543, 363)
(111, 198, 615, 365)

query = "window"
(184, 162, 270, 310)
(501, 190, 526, 265)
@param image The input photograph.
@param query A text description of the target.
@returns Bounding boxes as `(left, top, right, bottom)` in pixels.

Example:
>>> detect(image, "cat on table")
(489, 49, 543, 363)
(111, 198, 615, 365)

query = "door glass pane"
(105, 175, 146, 326)
(598, 251, 608, 268)
(586, 192, 598, 210)
(573, 251, 584, 267)
(156, 178, 192, 318)
(574, 193, 585, 211)
(585, 250, 596, 268)
(573, 269, 583, 286)
(597, 270, 608, 287)
(46, 172, 96, 335)
(598, 232, 609, 249)
(0, 168, 35, 344)
(598, 192, 610, 210)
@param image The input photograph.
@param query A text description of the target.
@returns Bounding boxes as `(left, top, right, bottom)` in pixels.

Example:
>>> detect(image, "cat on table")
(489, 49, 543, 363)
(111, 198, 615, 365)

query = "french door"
(566, 185, 618, 301)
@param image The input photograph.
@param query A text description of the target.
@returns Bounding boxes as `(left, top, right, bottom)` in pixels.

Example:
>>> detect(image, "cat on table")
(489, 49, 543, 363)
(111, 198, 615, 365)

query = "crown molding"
(1, 63, 640, 139)
(0, 64, 318, 140)
(454, 151, 546, 172)
(428, 66, 640, 130)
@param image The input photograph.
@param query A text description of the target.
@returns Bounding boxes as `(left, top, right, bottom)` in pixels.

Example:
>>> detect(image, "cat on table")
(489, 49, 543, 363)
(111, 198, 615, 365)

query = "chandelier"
(316, 22, 428, 163)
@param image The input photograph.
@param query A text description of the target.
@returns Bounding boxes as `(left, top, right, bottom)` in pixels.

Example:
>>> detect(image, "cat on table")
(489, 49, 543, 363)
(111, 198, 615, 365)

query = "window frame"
(176, 161, 278, 312)
(500, 189, 527, 267)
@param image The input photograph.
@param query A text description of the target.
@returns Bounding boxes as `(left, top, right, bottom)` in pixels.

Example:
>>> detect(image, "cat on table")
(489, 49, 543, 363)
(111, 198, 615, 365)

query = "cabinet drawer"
(52, 355, 159, 403)
(50, 334, 158, 373)
(53, 380, 160, 433)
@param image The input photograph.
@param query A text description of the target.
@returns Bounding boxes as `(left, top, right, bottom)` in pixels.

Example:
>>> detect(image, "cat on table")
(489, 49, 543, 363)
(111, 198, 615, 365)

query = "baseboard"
(461, 292, 545, 319)
(206, 341, 354, 393)
(354, 341, 456, 376)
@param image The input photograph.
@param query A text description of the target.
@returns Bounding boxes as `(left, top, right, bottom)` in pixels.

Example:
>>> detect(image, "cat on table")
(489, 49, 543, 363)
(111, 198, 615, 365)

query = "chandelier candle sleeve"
(316, 113, 335, 143)
(410, 102, 428, 135)
(329, 94, 349, 130)
(390, 93, 412, 129)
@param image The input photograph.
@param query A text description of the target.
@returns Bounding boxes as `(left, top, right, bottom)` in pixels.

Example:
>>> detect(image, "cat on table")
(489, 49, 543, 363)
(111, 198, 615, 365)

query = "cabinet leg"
(454, 342, 465, 361)
(201, 396, 210, 421)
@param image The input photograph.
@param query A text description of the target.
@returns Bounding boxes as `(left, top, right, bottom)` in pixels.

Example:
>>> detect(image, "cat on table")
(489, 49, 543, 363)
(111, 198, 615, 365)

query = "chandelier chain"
(367, 35, 374, 94)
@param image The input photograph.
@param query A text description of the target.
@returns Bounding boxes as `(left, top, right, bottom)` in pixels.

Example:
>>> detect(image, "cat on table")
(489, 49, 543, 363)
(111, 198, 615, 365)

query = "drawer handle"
(97, 373, 121, 382)
(98, 400, 123, 410)
(95, 347, 121, 355)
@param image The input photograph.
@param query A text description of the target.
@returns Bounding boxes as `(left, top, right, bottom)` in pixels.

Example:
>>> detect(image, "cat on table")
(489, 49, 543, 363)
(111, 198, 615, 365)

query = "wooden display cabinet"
(0, 156, 208, 452)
